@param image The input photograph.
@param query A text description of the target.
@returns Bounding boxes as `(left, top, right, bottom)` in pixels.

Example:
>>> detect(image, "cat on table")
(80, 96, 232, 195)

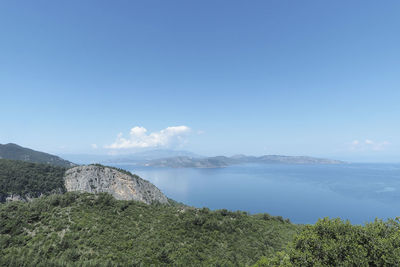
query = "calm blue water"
(113, 163, 400, 224)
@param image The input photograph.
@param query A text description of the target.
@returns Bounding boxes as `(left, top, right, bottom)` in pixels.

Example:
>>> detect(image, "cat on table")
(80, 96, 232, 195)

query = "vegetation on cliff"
(0, 159, 66, 202)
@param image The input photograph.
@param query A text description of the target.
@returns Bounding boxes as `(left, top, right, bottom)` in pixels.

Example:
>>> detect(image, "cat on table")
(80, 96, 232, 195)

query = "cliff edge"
(64, 165, 168, 204)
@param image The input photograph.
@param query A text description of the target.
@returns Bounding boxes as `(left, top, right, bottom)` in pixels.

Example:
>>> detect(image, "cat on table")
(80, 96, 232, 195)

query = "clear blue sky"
(1, 1, 399, 162)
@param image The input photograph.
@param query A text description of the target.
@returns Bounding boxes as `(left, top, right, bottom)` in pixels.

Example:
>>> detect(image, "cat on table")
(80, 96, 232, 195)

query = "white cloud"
(105, 126, 191, 149)
(91, 144, 98, 149)
(350, 139, 390, 151)
(365, 139, 374, 145)
(352, 140, 360, 145)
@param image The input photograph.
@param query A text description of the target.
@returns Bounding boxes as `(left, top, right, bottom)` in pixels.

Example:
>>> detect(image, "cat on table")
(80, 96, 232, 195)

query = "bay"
(112, 163, 400, 224)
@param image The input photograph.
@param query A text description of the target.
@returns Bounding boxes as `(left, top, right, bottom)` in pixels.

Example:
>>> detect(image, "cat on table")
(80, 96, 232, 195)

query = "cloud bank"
(105, 126, 191, 149)
(350, 139, 390, 151)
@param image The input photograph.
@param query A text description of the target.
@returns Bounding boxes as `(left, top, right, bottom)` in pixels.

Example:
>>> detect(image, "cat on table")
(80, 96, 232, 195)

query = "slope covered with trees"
(0, 159, 66, 202)
(0, 143, 74, 167)
(0, 192, 299, 266)
(1, 158, 399, 266)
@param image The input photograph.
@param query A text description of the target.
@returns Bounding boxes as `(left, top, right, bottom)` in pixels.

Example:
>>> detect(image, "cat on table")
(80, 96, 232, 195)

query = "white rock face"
(5, 194, 39, 202)
(64, 165, 168, 204)
(6, 194, 25, 202)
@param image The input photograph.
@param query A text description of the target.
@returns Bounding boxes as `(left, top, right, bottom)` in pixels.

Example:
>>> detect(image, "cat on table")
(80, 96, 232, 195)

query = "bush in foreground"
(254, 217, 400, 266)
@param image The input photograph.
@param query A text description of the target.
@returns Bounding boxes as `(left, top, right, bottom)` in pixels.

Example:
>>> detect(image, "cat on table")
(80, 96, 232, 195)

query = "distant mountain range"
(63, 149, 345, 168)
(84, 150, 344, 168)
(141, 155, 345, 168)
(60, 149, 202, 165)
(105, 149, 203, 162)
(0, 143, 345, 169)
(0, 143, 75, 167)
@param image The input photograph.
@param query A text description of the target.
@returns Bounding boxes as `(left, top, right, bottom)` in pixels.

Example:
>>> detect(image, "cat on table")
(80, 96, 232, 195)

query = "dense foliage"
(2, 158, 399, 266)
(254, 217, 400, 266)
(0, 159, 66, 202)
(0, 143, 74, 167)
(0, 192, 298, 266)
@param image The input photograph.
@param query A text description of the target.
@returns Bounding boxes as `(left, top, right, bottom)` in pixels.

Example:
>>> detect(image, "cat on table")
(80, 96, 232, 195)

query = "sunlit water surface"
(112, 163, 400, 224)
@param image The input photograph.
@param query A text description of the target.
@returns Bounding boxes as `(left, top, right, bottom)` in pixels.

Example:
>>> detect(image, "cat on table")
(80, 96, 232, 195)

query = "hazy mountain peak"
(0, 143, 75, 167)
(143, 154, 345, 168)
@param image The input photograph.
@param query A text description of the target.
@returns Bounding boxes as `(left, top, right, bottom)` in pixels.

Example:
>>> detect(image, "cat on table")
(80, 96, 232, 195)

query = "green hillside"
(0, 143, 75, 167)
(0, 159, 66, 202)
(0, 192, 299, 266)
(1, 158, 399, 266)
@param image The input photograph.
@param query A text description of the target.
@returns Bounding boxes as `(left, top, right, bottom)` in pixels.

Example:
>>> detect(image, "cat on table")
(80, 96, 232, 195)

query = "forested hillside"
(1, 158, 399, 266)
(0, 143, 74, 167)
(0, 159, 66, 202)
(0, 192, 299, 266)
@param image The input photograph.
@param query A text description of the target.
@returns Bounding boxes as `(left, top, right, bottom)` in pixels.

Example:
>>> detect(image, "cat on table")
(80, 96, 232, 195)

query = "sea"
(112, 163, 400, 224)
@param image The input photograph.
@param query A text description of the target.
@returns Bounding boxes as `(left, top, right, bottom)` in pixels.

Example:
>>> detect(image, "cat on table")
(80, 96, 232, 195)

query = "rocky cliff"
(64, 165, 168, 204)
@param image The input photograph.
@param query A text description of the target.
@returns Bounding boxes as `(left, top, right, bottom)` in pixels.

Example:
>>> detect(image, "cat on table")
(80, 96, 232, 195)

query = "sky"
(1, 1, 399, 162)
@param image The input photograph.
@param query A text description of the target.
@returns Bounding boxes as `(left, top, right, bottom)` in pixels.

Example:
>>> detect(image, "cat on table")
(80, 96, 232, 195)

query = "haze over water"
(114, 163, 400, 224)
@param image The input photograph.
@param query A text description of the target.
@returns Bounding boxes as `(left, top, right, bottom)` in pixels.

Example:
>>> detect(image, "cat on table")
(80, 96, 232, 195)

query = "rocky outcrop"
(64, 165, 169, 204)
(5, 194, 41, 202)
(5, 194, 26, 202)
